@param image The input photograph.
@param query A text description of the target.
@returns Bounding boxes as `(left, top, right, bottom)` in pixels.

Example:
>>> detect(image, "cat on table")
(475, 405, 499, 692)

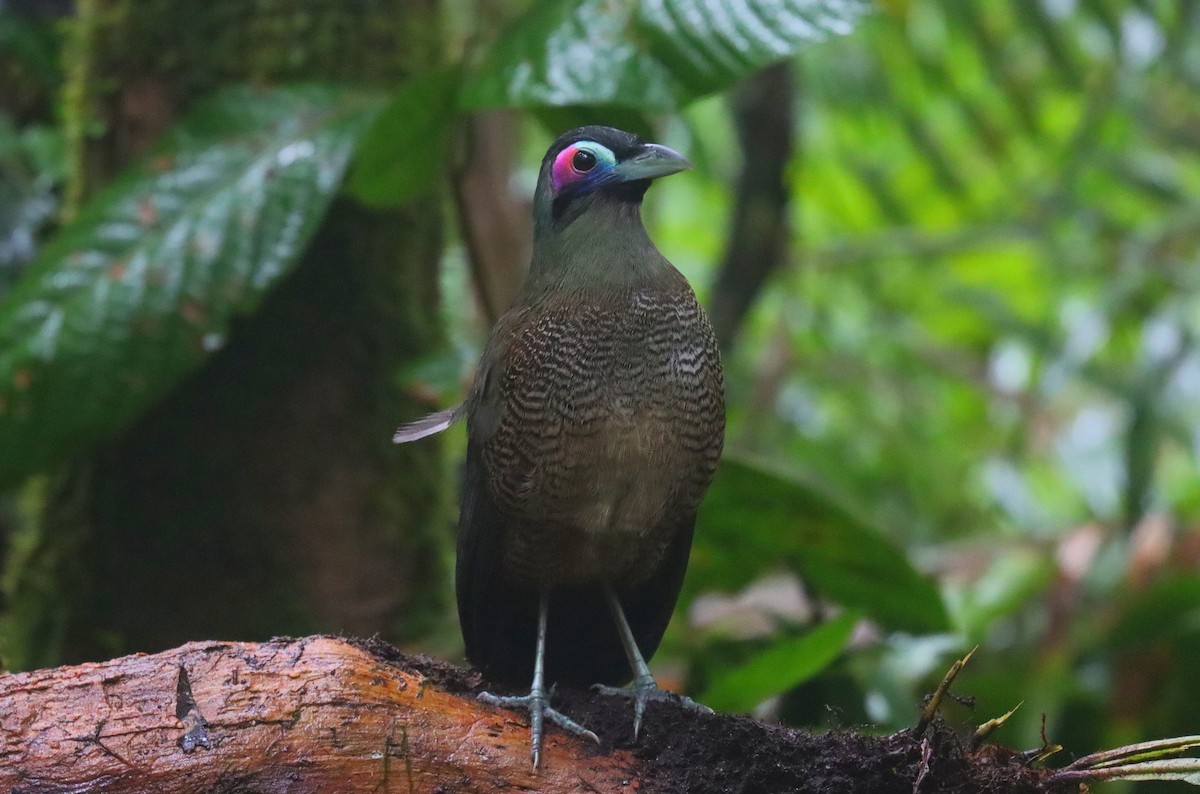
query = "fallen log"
(0, 636, 1067, 793)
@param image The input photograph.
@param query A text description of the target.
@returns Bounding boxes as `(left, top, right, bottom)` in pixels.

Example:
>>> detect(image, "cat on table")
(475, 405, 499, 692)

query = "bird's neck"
(524, 196, 675, 296)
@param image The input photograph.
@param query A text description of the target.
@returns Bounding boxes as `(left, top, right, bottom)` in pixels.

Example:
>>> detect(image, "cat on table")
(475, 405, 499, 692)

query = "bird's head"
(534, 126, 690, 229)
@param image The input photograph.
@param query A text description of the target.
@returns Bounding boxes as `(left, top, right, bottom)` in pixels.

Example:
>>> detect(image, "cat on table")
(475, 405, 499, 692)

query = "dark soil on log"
(351, 634, 482, 692)
(355, 635, 1069, 794)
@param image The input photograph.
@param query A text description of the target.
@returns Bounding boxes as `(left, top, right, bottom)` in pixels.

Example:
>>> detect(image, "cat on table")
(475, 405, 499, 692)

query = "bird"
(395, 125, 725, 767)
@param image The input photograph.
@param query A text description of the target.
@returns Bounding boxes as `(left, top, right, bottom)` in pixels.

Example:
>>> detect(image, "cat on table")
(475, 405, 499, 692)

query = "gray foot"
(480, 688, 599, 768)
(593, 675, 714, 740)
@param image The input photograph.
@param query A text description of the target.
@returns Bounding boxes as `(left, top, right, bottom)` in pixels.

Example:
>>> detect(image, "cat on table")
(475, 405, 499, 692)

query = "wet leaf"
(638, 0, 866, 99)
(461, 0, 867, 111)
(700, 612, 857, 712)
(0, 84, 382, 486)
(695, 458, 949, 633)
(348, 68, 461, 208)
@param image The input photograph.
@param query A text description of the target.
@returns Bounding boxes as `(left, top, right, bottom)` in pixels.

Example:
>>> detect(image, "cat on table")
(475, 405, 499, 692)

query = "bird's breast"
(480, 286, 725, 587)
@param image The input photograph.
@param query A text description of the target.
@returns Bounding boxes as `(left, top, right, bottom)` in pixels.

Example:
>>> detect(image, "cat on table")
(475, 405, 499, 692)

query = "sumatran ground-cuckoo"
(395, 126, 725, 768)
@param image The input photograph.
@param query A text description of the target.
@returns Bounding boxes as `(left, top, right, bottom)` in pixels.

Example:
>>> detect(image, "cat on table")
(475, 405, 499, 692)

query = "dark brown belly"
(497, 418, 706, 586)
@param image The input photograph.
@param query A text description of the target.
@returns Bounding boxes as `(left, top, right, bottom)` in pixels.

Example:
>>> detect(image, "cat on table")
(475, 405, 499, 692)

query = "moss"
(59, 0, 100, 221)
(92, 0, 439, 97)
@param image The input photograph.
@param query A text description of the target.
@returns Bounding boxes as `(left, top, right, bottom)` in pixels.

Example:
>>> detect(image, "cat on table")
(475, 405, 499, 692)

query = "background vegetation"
(2, 0, 1199, 790)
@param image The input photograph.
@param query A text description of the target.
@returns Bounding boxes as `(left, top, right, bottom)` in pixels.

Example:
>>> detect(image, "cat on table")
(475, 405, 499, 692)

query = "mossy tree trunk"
(9, 0, 448, 666)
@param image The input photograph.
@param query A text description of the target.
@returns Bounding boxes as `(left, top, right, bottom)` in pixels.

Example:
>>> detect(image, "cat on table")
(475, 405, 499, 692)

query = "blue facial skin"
(551, 141, 619, 196)
(544, 135, 690, 225)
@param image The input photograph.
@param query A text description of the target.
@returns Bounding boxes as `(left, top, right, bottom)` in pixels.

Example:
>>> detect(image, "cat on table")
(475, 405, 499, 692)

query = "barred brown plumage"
(394, 125, 725, 768)
(483, 285, 723, 587)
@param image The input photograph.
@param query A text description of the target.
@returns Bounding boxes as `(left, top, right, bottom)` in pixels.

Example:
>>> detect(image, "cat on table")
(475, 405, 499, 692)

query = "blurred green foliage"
(1, 0, 1199, 789)
(0, 115, 61, 294)
(656, 2, 1200, 789)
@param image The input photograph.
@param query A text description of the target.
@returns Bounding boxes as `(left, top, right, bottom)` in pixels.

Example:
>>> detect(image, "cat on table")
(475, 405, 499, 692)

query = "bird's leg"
(478, 589, 599, 768)
(593, 585, 713, 739)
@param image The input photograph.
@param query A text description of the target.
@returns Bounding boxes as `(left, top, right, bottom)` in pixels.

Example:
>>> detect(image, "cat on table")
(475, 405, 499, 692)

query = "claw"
(485, 591, 601, 768)
(594, 676, 712, 740)
(598, 585, 713, 741)
(481, 689, 599, 768)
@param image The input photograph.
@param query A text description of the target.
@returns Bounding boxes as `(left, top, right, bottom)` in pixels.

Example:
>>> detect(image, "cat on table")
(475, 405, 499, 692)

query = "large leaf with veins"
(0, 85, 382, 486)
(461, 0, 867, 110)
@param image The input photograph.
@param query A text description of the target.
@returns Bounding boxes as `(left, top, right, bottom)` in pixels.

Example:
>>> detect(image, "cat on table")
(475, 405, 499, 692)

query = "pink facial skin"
(552, 144, 585, 193)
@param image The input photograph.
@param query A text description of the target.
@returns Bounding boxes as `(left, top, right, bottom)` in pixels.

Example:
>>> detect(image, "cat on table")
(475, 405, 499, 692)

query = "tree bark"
(453, 110, 531, 324)
(0, 637, 1069, 793)
(707, 62, 796, 352)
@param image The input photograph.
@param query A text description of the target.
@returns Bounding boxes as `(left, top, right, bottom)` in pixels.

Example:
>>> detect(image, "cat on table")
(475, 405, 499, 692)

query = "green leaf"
(1058, 736, 1200, 787)
(1071, 735, 1200, 770)
(348, 68, 461, 208)
(461, 0, 680, 111)
(700, 612, 857, 712)
(1107, 574, 1200, 651)
(461, 0, 867, 111)
(943, 549, 1055, 640)
(1085, 762, 1200, 786)
(694, 458, 949, 633)
(637, 0, 866, 99)
(0, 84, 383, 487)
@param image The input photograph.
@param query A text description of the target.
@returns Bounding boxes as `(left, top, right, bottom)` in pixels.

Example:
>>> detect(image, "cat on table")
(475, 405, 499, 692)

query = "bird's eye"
(572, 149, 597, 173)
(550, 141, 614, 193)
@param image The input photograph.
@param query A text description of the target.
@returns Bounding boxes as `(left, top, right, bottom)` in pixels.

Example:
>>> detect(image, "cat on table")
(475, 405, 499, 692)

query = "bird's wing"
(392, 405, 463, 444)
(455, 306, 550, 683)
(455, 433, 541, 683)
